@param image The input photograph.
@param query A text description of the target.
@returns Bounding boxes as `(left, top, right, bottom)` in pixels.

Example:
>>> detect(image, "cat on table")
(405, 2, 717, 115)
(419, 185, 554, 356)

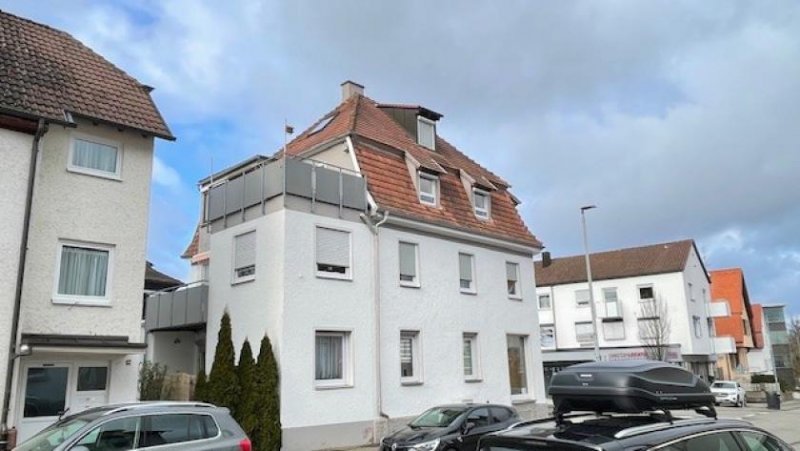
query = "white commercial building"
(0, 10, 173, 445)
(534, 240, 723, 390)
(175, 82, 547, 450)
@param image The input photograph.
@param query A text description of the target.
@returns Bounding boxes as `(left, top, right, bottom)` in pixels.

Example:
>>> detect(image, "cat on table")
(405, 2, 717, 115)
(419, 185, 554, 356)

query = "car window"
(658, 431, 741, 451)
(140, 414, 217, 447)
(739, 431, 790, 451)
(74, 416, 140, 451)
(492, 407, 513, 423)
(468, 408, 493, 428)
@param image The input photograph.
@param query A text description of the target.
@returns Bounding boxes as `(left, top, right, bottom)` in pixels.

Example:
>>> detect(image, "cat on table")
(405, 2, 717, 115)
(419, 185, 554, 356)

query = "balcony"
(709, 300, 730, 318)
(713, 336, 737, 354)
(145, 282, 208, 332)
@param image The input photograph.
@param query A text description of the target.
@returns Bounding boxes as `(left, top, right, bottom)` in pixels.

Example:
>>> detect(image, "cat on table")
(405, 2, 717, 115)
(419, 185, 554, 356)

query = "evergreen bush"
(207, 311, 240, 416)
(253, 335, 281, 450)
(237, 339, 258, 439)
(194, 369, 208, 402)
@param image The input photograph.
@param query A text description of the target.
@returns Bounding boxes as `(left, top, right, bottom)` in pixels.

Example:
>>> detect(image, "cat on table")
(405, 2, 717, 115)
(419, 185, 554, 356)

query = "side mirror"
(462, 421, 476, 434)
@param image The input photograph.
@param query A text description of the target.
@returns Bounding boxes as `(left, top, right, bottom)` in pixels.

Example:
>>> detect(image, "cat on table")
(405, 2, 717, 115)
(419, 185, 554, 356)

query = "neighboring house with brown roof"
(710, 268, 756, 381)
(533, 240, 724, 386)
(0, 9, 172, 444)
(171, 81, 545, 450)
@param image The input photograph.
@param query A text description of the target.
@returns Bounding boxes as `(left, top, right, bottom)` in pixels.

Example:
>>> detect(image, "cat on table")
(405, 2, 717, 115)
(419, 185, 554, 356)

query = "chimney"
(341, 80, 364, 101)
(542, 251, 552, 268)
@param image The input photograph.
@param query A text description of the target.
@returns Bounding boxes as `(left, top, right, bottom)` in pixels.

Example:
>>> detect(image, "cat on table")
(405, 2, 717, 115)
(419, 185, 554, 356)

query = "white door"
(17, 363, 71, 441)
(70, 364, 110, 413)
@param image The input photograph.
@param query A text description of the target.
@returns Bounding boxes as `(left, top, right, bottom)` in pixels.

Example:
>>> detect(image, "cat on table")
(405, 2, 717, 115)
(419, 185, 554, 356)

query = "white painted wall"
(379, 226, 545, 416)
(0, 128, 33, 406)
(748, 312, 773, 374)
(682, 246, 714, 356)
(148, 331, 200, 374)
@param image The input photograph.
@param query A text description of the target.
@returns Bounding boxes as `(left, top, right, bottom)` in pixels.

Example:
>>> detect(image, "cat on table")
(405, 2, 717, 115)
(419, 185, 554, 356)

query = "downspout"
(2, 119, 48, 434)
(360, 209, 389, 434)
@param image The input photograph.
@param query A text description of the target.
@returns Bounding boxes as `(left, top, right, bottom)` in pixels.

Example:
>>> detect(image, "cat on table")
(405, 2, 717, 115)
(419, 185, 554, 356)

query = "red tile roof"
(751, 304, 765, 349)
(285, 94, 540, 248)
(710, 268, 755, 348)
(534, 239, 697, 286)
(0, 10, 173, 139)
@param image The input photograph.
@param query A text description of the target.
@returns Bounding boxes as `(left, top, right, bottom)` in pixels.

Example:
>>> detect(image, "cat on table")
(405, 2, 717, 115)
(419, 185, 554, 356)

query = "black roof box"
(548, 360, 714, 416)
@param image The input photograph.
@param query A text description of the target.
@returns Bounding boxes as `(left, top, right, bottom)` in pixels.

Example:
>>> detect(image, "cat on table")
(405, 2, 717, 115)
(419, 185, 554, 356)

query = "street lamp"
(581, 205, 601, 362)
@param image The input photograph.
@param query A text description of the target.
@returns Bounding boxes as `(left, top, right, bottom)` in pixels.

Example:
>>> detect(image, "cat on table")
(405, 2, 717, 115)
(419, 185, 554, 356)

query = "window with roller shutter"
(399, 242, 419, 287)
(506, 262, 520, 298)
(459, 253, 475, 293)
(316, 226, 352, 279)
(233, 231, 256, 283)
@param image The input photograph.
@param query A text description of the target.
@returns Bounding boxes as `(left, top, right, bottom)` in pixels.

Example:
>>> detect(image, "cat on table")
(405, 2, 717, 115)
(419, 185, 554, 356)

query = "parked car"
(380, 404, 519, 451)
(13, 402, 251, 451)
(478, 413, 793, 451)
(710, 380, 747, 407)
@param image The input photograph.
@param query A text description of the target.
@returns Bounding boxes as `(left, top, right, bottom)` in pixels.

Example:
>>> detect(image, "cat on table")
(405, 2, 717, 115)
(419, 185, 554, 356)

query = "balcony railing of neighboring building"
(145, 281, 208, 332)
(203, 156, 368, 231)
(713, 336, 737, 354)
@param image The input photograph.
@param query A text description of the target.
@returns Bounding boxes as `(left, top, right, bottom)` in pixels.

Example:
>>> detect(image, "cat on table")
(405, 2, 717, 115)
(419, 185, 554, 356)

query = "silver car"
(13, 402, 251, 451)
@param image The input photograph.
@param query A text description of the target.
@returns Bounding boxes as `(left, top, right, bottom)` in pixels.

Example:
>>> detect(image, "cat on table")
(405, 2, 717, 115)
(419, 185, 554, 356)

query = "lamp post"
(581, 205, 601, 362)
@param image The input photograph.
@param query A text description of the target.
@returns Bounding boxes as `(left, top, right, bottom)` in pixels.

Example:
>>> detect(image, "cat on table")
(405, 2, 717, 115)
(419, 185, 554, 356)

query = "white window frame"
(458, 252, 476, 294)
(575, 321, 595, 345)
(314, 225, 353, 280)
(506, 261, 521, 299)
(693, 315, 703, 338)
(400, 330, 423, 385)
(231, 230, 256, 284)
(68, 133, 123, 180)
(52, 240, 114, 307)
(688, 282, 695, 302)
(575, 289, 590, 308)
(462, 333, 481, 381)
(603, 287, 620, 318)
(540, 325, 556, 349)
(638, 318, 658, 339)
(602, 318, 626, 341)
(538, 293, 552, 310)
(417, 116, 436, 150)
(314, 329, 353, 389)
(398, 241, 420, 288)
(507, 334, 531, 400)
(473, 188, 491, 220)
(418, 172, 438, 206)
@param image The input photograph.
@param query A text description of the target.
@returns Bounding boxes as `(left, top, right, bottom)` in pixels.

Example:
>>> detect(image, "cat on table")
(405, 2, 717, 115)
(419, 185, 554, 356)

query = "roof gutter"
(2, 119, 49, 433)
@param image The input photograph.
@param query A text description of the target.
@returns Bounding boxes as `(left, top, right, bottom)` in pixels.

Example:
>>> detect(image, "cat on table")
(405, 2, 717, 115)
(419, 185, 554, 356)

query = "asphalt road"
(711, 400, 800, 448)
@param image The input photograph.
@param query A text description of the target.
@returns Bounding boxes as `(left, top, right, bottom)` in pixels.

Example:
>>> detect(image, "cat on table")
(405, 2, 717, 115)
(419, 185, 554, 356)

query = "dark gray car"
(13, 402, 251, 451)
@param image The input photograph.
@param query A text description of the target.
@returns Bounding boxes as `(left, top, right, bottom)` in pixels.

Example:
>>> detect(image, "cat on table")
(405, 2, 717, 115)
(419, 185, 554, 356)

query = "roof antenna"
(284, 119, 294, 156)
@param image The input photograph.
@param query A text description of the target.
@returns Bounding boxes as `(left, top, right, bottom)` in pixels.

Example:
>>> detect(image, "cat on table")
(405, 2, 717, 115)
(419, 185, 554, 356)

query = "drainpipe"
(360, 210, 389, 433)
(2, 119, 48, 435)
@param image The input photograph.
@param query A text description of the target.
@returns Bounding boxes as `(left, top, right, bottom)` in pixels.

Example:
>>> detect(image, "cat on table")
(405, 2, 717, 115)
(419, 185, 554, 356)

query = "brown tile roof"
(285, 93, 540, 248)
(0, 10, 173, 139)
(145, 261, 182, 290)
(534, 239, 696, 286)
(181, 225, 200, 259)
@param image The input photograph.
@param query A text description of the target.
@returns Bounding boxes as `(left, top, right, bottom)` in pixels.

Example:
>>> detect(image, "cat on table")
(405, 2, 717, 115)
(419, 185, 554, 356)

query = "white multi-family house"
(0, 10, 173, 444)
(534, 240, 724, 389)
(171, 81, 547, 450)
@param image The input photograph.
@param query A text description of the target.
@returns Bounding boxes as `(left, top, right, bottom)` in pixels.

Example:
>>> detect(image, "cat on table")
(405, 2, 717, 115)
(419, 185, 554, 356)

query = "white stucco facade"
(2, 120, 154, 441)
(537, 247, 716, 378)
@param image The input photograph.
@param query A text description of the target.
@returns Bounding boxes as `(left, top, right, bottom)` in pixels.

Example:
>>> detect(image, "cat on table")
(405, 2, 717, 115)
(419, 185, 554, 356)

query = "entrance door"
(18, 363, 70, 441)
(71, 365, 110, 413)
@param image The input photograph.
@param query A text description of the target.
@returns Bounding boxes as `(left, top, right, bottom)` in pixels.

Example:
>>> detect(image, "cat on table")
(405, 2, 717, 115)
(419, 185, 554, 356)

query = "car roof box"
(548, 360, 715, 416)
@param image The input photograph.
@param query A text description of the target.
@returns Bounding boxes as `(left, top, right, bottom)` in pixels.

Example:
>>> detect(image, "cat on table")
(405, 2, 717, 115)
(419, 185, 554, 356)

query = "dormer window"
(417, 116, 436, 150)
(418, 172, 438, 206)
(473, 189, 490, 219)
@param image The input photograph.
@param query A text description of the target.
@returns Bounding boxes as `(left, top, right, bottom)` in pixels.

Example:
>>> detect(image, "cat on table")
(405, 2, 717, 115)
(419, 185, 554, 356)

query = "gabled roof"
(0, 10, 173, 139)
(284, 93, 540, 248)
(145, 261, 182, 290)
(751, 304, 765, 349)
(534, 239, 697, 287)
(710, 268, 755, 347)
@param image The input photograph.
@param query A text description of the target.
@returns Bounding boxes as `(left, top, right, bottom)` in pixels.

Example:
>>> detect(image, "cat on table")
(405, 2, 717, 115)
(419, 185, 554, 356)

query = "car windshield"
(15, 414, 98, 451)
(410, 407, 467, 428)
(712, 382, 736, 389)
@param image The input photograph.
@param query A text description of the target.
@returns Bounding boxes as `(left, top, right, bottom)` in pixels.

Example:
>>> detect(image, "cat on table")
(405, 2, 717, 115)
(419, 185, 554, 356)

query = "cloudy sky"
(4, 1, 798, 316)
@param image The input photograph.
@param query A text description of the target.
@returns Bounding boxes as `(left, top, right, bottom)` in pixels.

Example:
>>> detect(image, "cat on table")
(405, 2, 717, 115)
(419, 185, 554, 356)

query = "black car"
(381, 404, 519, 451)
(478, 413, 794, 451)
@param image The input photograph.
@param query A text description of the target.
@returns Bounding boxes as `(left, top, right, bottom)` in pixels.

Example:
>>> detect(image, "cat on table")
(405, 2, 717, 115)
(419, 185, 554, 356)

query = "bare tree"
(789, 316, 800, 380)
(638, 296, 671, 361)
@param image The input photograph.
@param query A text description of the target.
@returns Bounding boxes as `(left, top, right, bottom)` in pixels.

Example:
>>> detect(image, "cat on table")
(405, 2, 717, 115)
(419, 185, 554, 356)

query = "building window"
(603, 319, 625, 340)
(638, 285, 654, 300)
(638, 318, 658, 339)
(315, 226, 351, 279)
(232, 231, 256, 283)
(417, 116, 436, 150)
(575, 322, 595, 345)
(693, 316, 703, 338)
(707, 317, 716, 337)
(603, 287, 620, 317)
(638, 285, 656, 312)
(315, 331, 351, 388)
(506, 335, 528, 396)
(743, 318, 750, 336)
(418, 172, 438, 206)
(463, 333, 480, 380)
(398, 242, 420, 287)
(77, 367, 108, 391)
(473, 189, 490, 219)
(506, 262, 520, 297)
(688, 282, 695, 302)
(69, 136, 121, 178)
(400, 331, 421, 384)
(54, 242, 112, 304)
(538, 293, 551, 310)
(575, 289, 590, 307)
(458, 253, 476, 293)
(540, 325, 556, 349)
